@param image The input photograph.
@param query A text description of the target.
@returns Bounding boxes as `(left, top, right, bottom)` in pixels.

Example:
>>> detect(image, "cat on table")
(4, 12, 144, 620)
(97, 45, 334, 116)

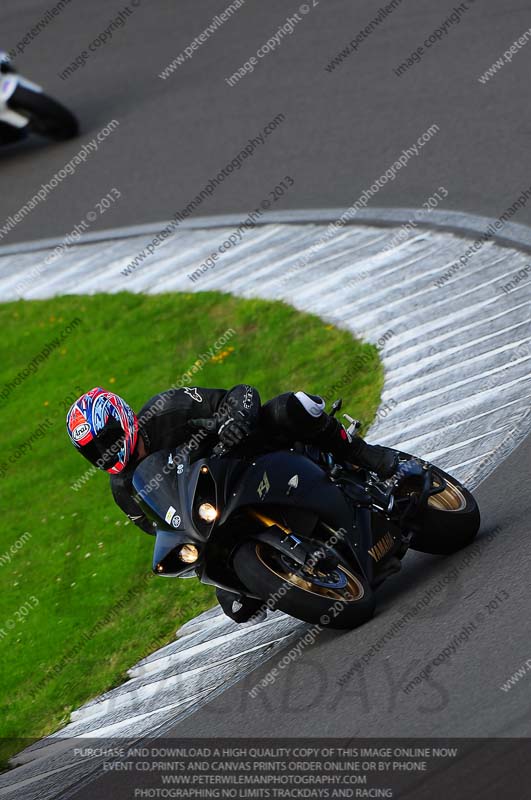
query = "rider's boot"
(345, 434, 399, 479)
(314, 414, 398, 479)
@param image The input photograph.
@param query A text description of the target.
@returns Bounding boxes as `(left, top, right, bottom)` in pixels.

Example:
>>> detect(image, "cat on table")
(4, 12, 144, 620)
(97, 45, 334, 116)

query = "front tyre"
(233, 541, 375, 629)
(8, 86, 78, 140)
(408, 466, 480, 555)
(0, 121, 26, 145)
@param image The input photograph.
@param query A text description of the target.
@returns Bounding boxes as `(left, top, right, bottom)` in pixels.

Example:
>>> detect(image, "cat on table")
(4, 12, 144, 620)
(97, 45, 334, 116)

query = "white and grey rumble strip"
(0, 214, 529, 798)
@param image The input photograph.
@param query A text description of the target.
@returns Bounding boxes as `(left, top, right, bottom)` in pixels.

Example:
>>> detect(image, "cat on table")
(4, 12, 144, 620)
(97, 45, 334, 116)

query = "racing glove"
(216, 384, 260, 450)
(217, 411, 252, 449)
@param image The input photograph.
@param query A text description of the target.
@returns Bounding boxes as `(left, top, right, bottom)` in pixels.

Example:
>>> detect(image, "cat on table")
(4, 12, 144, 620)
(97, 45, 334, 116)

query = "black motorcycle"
(0, 53, 78, 143)
(132, 400, 480, 629)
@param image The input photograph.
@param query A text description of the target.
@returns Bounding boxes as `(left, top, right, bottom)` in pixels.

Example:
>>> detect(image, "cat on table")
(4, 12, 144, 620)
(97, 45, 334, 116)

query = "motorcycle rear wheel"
(408, 466, 480, 555)
(233, 540, 375, 629)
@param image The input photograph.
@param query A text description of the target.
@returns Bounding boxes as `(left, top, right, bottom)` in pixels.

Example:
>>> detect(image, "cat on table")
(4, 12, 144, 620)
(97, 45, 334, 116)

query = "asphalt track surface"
(2, 0, 531, 243)
(1, 0, 531, 795)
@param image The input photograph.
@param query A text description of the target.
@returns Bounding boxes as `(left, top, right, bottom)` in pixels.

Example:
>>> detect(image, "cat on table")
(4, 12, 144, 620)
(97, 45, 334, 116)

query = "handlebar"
(189, 417, 228, 457)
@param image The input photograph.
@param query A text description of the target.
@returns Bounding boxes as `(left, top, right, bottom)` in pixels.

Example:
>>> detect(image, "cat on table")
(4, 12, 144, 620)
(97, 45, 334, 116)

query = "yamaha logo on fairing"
(165, 505, 181, 527)
(368, 531, 394, 561)
(72, 422, 90, 441)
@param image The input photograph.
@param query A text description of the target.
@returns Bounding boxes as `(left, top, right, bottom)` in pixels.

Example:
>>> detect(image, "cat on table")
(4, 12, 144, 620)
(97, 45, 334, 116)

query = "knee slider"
(285, 391, 327, 438)
(293, 391, 325, 418)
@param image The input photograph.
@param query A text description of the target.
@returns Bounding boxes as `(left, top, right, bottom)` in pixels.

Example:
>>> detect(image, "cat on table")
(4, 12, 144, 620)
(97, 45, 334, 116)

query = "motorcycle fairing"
(133, 450, 192, 531)
(133, 450, 212, 572)
(216, 450, 376, 576)
(219, 451, 353, 529)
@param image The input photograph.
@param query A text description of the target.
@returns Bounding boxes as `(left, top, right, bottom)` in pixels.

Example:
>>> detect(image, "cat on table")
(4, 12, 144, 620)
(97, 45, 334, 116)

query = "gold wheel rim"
(255, 543, 364, 601)
(427, 477, 467, 511)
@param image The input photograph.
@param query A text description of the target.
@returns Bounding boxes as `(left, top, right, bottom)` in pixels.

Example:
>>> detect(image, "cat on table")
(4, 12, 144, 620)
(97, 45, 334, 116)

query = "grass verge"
(0, 290, 383, 763)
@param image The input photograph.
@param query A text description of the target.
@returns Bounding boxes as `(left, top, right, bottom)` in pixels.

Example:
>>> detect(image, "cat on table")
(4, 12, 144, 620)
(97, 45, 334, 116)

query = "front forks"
(248, 509, 350, 575)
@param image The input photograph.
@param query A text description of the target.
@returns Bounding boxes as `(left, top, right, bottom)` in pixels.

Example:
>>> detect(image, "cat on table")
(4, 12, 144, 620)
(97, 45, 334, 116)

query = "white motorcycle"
(0, 52, 78, 144)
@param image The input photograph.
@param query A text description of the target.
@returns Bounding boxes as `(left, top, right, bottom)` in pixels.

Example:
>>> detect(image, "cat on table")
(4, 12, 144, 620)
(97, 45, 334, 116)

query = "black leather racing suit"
(110, 384, 259, 535)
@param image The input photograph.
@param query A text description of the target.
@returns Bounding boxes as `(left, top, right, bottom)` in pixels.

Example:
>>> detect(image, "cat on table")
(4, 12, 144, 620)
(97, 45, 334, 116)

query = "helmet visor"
(78, 418, 125, 470)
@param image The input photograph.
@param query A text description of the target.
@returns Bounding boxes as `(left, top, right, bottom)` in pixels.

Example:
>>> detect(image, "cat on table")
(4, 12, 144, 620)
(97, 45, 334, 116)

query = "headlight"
(198, 502, 218, 523)
(179, 544, 199, 563)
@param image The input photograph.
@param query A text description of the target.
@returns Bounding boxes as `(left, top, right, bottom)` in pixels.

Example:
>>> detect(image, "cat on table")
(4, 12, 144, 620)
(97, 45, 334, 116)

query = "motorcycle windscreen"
(132, 450, 187, 531)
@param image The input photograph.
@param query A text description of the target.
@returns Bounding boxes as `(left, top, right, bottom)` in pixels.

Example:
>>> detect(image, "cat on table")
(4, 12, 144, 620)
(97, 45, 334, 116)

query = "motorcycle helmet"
(66, 387, 138, 474)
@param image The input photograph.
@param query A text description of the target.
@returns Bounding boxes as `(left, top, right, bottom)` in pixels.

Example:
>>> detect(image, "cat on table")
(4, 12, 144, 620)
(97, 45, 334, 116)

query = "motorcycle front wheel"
(8, 86, 78, 140)
(233, 540, 375, 629)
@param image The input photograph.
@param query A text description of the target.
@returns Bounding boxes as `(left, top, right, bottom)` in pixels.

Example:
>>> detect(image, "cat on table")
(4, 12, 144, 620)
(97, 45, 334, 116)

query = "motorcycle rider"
(66, 384, 398, 622)
(0, 52, 22, 145)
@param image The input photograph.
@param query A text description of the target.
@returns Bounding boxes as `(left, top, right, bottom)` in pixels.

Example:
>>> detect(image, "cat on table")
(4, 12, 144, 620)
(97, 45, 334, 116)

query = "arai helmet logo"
(171, 514, 181, 528)
(72, 422, 90, 441)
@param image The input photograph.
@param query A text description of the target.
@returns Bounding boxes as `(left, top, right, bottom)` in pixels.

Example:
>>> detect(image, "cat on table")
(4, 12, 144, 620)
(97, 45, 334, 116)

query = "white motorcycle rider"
(0, 51, 78, 143)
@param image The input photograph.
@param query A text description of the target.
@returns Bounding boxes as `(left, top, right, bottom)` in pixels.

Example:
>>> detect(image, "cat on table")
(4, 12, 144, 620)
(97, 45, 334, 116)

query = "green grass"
(0, 291, 383, 761)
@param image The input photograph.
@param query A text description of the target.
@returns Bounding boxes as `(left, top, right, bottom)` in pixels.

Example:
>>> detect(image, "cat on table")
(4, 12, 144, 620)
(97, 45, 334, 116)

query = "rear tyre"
(233, 540, 375, 629)
(408, 466, 480, 555)
(8, 86, 78, 140)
